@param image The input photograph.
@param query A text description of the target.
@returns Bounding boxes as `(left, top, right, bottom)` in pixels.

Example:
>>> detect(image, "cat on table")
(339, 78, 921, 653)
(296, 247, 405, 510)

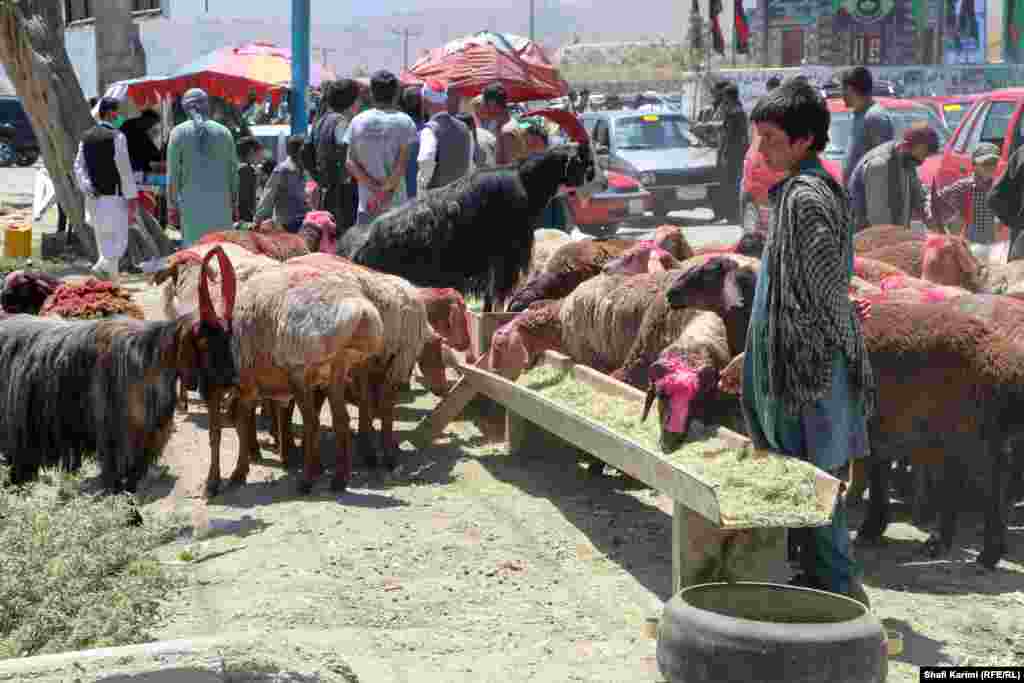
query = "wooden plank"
(458, 361, 723, 525)
(407, 377, 480, 449)
(468, 310, 519, 360)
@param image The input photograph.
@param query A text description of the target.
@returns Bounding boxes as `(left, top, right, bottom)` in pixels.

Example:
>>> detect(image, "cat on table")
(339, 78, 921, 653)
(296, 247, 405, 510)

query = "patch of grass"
(0, 256, 67, 280)
(0, 464, 186, 659)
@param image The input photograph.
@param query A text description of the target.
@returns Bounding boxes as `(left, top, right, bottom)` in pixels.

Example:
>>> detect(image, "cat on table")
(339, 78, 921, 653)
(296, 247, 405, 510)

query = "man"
(989, 142, 1024, 261)
(315, 79, 361, 232)
(847, 125, 939, 232)
(343, 70, 418, 225)
(840, 66, 895, 187)
(746, 77, 874, 607)
(167, 88, 239, 246)
(695, 82, 750, 223)
(235, 136, 264, 224)
(933, 143, 1000, 258)
(73, 96, 139, 285)
(417, 79, 473, 194)
(478, 82, 529, 165)
(467, 95, 498, 167)
(254, 135, 309, 233)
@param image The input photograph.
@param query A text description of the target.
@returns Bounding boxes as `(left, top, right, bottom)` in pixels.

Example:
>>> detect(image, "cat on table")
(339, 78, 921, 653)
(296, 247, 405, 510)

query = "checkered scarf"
(760, 166, 877, 418)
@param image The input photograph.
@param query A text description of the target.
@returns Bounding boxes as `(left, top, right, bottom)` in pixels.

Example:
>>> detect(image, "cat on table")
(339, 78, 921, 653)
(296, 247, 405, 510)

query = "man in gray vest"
(73, 96, 138, 285)
(417, 79, 473, 194)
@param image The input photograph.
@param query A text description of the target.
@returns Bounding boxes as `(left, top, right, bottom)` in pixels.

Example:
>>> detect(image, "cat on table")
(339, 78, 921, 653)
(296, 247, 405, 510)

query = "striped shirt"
(932, 175, 997, 244)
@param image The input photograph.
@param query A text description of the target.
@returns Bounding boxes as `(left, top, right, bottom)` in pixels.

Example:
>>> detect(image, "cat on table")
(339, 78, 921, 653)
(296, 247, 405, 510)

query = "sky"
(175, 0, 489, 22)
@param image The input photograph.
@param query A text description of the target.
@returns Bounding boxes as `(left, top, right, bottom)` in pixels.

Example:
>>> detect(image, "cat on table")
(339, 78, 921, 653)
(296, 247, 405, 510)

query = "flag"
(690, 0, 704, 51)
(710, 0, 725, 55)
(734, 0, 750, 54)
(957, 0, 978, 43)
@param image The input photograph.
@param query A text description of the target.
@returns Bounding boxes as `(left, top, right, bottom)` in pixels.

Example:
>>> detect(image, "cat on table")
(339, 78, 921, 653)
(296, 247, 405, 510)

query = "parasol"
(401, 31, 568, 102)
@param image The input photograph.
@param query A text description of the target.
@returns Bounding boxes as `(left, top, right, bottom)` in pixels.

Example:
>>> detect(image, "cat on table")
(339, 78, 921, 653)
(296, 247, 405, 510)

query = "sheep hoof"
(330, 476, 348, 492)
(126, 507, 144, 527)
(297, 479, 314, 495)
(205, 478, 221, 498)
(228, 471, 248, 488)
(924, 534, 952, 559)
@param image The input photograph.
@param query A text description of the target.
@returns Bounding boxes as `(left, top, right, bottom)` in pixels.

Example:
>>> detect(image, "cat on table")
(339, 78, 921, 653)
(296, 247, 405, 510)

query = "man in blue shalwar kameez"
(744, 78, 876, 608)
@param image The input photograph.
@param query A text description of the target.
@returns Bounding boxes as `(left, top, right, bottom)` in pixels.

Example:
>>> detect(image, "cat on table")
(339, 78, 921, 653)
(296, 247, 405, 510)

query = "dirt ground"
(78, 279, 1024, 681)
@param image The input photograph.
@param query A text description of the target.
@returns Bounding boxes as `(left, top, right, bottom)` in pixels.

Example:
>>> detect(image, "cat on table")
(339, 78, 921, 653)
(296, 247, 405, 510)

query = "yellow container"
(3, 223, 32, 258)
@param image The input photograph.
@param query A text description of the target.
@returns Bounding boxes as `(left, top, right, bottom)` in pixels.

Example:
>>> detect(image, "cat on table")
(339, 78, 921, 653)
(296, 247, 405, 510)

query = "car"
(0, 96, 40, 167)
(741, 97, 949, 233)
(585, 109, 718, 217)
(249, 123, 291, 164)
(915, 94, 984, 132)
(922, 88, 1024, 240)
(564, 169, 653, 235)
(821, 79, 905, 99)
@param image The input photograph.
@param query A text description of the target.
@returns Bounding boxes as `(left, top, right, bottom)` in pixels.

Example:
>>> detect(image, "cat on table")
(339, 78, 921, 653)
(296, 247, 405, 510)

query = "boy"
(254, 135, 309, 233)
(235, 136, 264, 223)
(933, 143, 1001, 258)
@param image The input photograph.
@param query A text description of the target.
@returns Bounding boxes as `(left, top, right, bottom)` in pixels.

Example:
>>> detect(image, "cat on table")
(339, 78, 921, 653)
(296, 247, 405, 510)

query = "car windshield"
(825, 108, 950, 159)
(613, 114, 698, 150)
(942, 103, 969, 129)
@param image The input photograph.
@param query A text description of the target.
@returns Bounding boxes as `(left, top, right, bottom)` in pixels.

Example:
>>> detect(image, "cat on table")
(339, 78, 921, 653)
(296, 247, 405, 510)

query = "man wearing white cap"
(417, 79, 474, 194)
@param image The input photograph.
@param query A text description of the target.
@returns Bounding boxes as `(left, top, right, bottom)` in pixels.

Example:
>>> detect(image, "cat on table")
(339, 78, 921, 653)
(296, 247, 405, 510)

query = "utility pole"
(291, 0, 310, 135)
(314, 46, 336, 68)
(530, 0, 535, 41)
(392, 26, 423, 71)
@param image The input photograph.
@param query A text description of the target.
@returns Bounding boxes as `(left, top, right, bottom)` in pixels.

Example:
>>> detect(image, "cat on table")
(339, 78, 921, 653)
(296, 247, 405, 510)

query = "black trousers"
(1010, 226, 1024, 262)
(323, 181, 357, 233)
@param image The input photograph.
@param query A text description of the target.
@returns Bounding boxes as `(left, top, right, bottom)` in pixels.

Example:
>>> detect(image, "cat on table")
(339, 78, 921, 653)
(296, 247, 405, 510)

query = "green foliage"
(0, 257, 67, 281)
(0, 465, 186, 659)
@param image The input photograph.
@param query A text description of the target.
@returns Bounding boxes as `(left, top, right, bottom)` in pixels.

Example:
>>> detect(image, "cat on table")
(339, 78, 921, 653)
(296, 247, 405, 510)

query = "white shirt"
(417, 125, 475, 193)
(73, 123, 139, 200)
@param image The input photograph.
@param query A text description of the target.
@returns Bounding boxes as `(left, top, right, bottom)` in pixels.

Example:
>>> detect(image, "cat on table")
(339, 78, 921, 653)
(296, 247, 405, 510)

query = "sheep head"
(479, 318, 531, 380)
(507, 270, 562, 313)
(418, 333, 453, 397)
(420, 288, 472, 354)
(181, 245, 238, 396)
(666, 257, 756, 317)
(603, 240, 658, 275)
(521, 108, 604, 200)
(922, 233, 979, 289)
(641, 354, 718, 454)
(652, 225, 694, 261)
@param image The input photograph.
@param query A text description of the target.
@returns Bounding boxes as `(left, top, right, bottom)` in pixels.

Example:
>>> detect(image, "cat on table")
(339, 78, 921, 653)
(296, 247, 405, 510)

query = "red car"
(922, 88, 1024, 241)
(741, 97, 948, 232)
(914, 94, 984, 132)
(565, 169, 653, 235)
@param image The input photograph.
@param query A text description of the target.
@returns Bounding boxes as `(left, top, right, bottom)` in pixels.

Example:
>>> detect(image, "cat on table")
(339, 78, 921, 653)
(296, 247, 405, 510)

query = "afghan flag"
(734, 0, 750, 54)
(1011, 0, 1024, 61)
(710, 0, 725, 55)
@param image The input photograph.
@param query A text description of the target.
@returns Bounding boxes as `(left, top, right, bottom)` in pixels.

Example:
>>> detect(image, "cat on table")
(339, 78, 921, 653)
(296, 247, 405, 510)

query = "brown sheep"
(860, 240, 924, 278)
(853, 224, 922, 254)
(921, 233, 1024, 293)
(506, 225, 693, 313)
(669, 265, 1024, 570)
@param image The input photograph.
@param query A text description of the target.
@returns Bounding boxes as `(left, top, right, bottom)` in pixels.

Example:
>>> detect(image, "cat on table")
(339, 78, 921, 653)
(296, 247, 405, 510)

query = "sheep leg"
(910, 464, 934, 528)
(925, 454, 963, 559)
(177, 379, 189, 412)
(977, 431, 1009, 569)
(379, 385, 400, 470)
(296, 386, 322, 495)
(275, 401, 299, 469)
(226, 400, 256, 489)
(352, 367, 378, 467)
(857, 456, 892, 544)
(327, 369, 353, 491)
(204, 389, 226, 496)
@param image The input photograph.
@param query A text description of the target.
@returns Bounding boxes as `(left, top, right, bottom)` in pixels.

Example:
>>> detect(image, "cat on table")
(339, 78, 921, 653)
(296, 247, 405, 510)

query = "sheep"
(861, 240, 924, 278)
(298, 210, 339, 254)
(875, 273, 968, 302)
(853, 224, 922, 254)
(853, 256, 911, 285)
(920, 233, 1024, 293)
(284, 253, 453, 468)
(219, 263, 385, 495)
(668, 264, 1024, 570)
(339, 141, 598, 313)
(0, 247, 238, 497)
(196, 228, 311, 261)
(691, 231, 766, 258)
(1, 270, 61, 315)
(602, 240, 683, 276)
(507, 226, 693, 313)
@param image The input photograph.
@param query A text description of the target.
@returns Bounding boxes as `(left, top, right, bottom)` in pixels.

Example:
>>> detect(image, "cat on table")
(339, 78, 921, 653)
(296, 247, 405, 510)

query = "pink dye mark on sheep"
(925, 233, 951, 249)
(879, 275, 910, 291)
(922, 288, 950, 303)
(654, 357, 700, 433)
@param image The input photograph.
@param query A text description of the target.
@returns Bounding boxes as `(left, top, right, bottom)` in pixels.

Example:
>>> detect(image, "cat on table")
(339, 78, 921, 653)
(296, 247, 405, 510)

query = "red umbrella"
(401, 31, 568, 102)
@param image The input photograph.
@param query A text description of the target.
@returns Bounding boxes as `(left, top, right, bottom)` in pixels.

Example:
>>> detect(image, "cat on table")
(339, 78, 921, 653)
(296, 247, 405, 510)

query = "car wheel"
(0, 142, 15, 168)
(15, 150, 39, 167)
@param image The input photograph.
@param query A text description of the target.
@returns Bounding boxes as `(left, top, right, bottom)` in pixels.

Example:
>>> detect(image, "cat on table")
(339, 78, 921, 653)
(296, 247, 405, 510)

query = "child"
(932, 142, 1001, 259)
(254, 135, 309, 233)
(235, 136, 264, 224)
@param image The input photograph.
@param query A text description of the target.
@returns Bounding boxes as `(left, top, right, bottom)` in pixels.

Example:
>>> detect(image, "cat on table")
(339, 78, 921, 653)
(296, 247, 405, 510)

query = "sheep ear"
(642, 383, 656, 422)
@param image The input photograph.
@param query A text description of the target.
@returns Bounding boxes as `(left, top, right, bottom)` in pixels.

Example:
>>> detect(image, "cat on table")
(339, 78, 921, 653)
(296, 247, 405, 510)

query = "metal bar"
(291, 0, 310, 136)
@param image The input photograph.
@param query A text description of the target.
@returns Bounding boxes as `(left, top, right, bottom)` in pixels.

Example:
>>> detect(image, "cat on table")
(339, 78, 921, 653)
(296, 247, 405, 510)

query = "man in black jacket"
(314, 79, 361, 233)
(988, 144, 1024, 261)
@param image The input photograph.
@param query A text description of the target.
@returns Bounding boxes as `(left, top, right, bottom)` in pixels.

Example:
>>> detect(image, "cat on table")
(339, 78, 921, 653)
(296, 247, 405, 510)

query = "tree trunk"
(0, 0, 97, 260)
(95, 0, 146, 97)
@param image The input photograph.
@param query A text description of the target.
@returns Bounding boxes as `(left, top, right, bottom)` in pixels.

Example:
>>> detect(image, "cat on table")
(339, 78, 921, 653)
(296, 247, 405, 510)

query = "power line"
(391, 26, 423, 71)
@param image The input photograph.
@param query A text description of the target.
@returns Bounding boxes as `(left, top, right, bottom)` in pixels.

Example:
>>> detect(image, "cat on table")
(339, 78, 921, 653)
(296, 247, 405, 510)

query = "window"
(953, 102, 986, 154)
(974, 101, 1016, 151)
(612, 115, 696, 150)
(133, 0, 160, 11)
(593, 120, 610, 149)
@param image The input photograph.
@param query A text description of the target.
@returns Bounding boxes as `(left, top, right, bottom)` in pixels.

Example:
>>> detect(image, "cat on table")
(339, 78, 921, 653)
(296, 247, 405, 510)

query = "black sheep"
(1, 270, 62, 315)
(339, 144, 596, 312)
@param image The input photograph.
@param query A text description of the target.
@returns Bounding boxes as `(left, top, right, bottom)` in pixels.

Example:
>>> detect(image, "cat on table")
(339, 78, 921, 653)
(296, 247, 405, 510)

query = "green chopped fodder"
(518, 365, 831, 528)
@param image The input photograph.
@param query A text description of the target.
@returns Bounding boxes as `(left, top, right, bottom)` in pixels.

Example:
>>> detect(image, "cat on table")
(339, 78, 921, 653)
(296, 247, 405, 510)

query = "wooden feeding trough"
(411, 349, 842, 593)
